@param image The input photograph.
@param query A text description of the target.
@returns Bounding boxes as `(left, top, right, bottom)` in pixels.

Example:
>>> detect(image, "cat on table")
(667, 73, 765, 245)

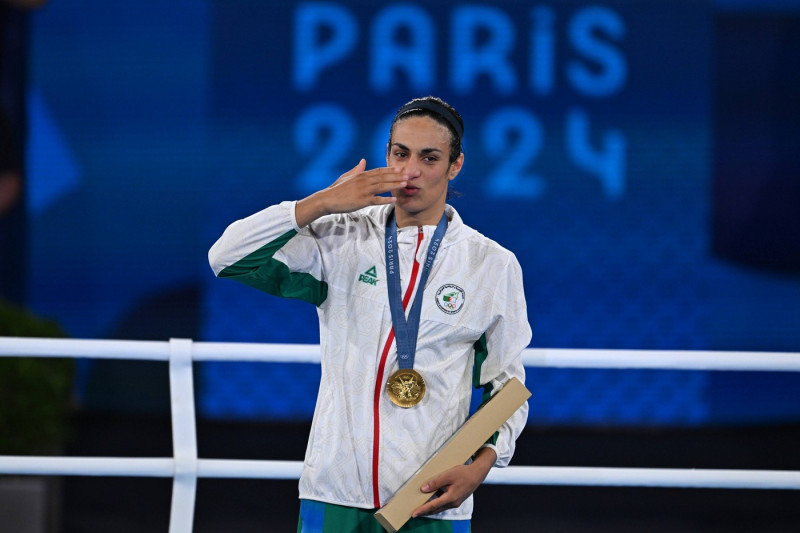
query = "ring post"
(168, 338, 198, 533)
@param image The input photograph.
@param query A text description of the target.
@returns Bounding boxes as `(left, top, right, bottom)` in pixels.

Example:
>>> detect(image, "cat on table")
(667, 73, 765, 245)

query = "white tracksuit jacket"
(208, 201, 531, 521)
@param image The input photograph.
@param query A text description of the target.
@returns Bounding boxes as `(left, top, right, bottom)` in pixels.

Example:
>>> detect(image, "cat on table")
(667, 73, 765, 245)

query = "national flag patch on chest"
(435, 284, 466, 314)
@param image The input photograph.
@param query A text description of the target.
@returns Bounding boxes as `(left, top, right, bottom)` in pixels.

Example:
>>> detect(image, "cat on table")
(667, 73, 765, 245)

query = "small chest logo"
(436, 284, 465, 314)
(359, 266, 379, 286)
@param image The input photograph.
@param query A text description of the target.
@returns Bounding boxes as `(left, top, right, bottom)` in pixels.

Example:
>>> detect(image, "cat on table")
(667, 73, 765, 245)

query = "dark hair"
(388, 96, 464, 165)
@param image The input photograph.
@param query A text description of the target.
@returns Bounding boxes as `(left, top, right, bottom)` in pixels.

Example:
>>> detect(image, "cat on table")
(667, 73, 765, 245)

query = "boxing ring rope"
(2, 337, 800, 532)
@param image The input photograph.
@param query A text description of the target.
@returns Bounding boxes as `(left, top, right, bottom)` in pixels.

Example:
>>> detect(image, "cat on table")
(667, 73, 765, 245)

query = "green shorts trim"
(297, 499, 471, 533)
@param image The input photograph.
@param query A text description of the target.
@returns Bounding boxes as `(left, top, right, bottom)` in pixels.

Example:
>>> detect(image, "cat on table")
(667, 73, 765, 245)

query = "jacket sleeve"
(208, 200, 328, 306)
(474, 252, 532, 468)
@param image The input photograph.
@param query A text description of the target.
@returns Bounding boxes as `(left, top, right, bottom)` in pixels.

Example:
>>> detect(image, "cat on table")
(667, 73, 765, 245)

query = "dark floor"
(57, 414, 800, 532)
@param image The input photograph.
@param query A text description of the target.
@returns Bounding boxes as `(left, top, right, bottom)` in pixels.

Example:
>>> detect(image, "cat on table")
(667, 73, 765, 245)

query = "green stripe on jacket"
(472, 333, 499, 447)
(218, 229, 328, 307)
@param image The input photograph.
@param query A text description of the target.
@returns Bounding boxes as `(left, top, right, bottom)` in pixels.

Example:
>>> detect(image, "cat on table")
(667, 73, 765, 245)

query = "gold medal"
(386, 369, 426, 408)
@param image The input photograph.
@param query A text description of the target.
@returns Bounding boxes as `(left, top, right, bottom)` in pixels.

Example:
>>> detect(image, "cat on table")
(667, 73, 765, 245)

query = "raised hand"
(295, 159, 407, 228)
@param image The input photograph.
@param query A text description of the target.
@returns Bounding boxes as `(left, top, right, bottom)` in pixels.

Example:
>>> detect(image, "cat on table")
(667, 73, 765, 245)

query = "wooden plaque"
(374, 377, 531, 532)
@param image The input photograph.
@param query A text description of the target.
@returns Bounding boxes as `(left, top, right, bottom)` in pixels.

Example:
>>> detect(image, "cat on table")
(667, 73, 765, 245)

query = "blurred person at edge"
(0, 0, 47, 215)
(0, 0, 47, 304)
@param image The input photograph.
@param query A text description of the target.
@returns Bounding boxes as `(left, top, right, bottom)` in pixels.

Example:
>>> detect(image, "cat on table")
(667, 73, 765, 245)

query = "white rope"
(0, 336, 170, 360)
(1, 456, 798, 490)
(0, 456, 295, 479)
(192, 341, 322, 364)
(0, 456, 176, 477)
(485, 465, 800, 490)
(2, 337, 799, 371)
(0, 456, 301, 480)
(526, 348, 800, 372)
(197, 459, 304, 480)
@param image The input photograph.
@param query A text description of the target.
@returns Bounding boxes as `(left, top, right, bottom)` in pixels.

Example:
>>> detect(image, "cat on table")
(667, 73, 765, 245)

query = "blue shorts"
(297, 499, 471, 533)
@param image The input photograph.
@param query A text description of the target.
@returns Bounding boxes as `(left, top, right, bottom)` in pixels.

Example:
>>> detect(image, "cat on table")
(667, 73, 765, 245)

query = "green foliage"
(0, 300, 74, 454)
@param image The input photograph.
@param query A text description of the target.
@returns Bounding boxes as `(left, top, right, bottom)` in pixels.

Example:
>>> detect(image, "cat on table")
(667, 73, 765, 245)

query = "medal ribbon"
(385, 210, 448, 370)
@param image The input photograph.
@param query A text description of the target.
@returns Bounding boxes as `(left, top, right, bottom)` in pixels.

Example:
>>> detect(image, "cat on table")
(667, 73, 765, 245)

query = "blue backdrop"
(24, 0, 800, 426)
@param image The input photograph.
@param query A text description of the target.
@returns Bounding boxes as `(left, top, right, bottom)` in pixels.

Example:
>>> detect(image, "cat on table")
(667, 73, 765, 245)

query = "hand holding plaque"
(374, 377, 532, 533)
